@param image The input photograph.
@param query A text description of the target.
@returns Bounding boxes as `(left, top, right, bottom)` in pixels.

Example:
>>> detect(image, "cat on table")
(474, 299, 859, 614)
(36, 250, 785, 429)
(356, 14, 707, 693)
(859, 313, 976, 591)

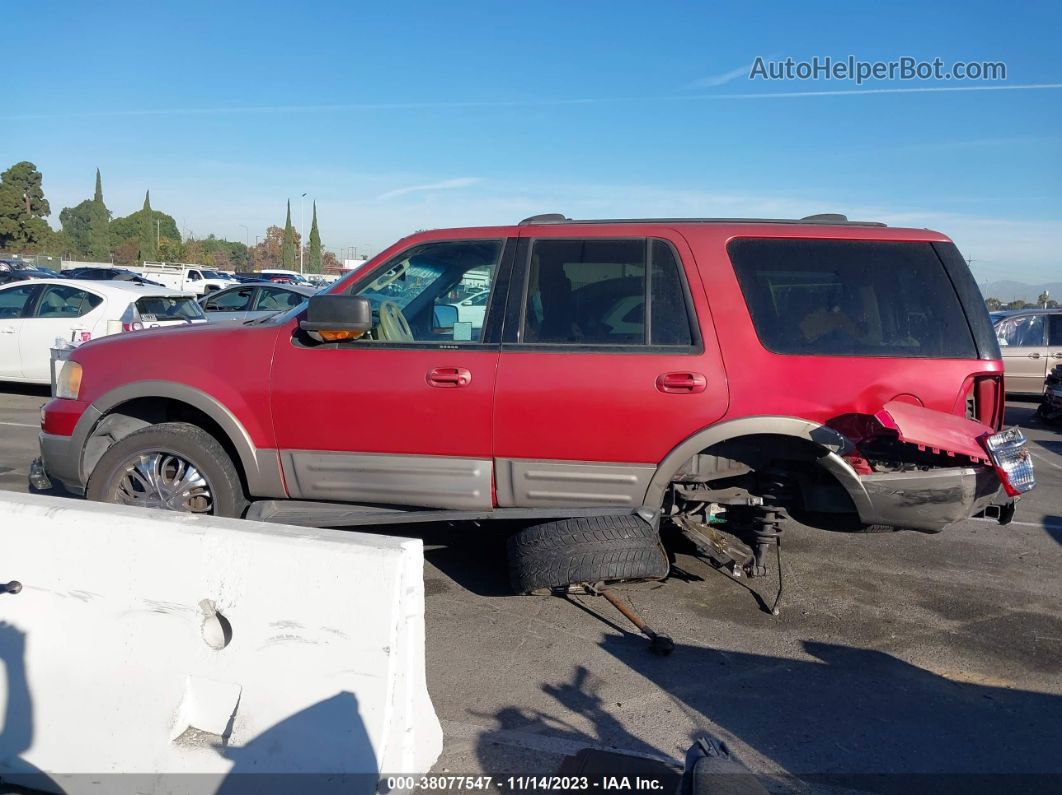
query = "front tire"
(86, 422, 248, 518)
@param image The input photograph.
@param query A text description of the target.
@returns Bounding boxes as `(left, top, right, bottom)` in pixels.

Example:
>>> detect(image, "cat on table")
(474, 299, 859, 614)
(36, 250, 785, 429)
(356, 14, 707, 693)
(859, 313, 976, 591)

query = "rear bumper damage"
(857, 465, 1011, 531)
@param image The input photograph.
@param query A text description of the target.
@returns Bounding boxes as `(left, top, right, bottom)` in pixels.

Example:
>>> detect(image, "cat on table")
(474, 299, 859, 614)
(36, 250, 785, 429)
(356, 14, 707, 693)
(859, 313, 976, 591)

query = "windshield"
(200, 270, 223, 279)
(135, 296, 206, 322)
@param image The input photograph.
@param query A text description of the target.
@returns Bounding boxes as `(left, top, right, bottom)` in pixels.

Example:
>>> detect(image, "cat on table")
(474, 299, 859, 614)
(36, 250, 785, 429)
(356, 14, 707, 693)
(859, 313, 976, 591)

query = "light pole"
(238, 224, 248, 247)
(299, 193, 307, 275)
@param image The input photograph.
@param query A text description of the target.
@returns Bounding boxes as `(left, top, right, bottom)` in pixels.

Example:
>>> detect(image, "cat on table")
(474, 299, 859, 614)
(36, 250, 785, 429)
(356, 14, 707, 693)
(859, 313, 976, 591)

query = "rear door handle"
(656, 371, 707, 394)
(0, 327, 15, 334)
(427, 367, 472, 388)
(1053, 353, 1062, 359)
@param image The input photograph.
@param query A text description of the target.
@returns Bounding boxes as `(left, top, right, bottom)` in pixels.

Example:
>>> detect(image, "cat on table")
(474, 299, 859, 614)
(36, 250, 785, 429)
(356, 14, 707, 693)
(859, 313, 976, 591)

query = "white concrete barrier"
(0, 492, 442, 793)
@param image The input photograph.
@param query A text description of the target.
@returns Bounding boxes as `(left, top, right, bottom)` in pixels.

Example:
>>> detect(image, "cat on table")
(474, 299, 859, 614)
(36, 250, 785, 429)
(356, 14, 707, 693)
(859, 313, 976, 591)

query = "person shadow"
(0, 622, 60, 794)
(215, 691, 378, 795)
(479, 634, 1062, 794)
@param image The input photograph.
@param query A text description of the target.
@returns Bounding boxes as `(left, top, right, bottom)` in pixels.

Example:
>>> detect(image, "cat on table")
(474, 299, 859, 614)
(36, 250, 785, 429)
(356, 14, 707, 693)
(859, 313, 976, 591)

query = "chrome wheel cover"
(113, 451, 214, 513)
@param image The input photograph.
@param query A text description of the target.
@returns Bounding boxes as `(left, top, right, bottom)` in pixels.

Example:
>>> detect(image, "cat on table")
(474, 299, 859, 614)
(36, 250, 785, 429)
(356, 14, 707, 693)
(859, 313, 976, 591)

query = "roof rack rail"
(516, 213, 885, 227)
(518, 213, 570, 225)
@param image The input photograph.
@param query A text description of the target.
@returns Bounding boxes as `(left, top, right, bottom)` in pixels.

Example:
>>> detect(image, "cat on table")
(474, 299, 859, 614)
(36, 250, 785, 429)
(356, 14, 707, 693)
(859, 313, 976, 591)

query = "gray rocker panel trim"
(642, 415, 857, 508)
(80, 380, 287, 498)
(280, 450, 493, 510)
(495, 458, 656, 508)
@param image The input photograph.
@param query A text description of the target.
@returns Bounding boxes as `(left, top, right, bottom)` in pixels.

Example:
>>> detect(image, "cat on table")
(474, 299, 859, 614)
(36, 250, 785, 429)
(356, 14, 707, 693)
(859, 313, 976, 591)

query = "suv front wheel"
(86, 422, 248, 518)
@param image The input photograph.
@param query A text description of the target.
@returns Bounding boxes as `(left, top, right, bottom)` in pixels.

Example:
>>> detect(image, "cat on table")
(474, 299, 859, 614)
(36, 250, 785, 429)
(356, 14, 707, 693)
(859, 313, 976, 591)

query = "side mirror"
(300, 294, 372, 341)
(433, 303, 458, 330)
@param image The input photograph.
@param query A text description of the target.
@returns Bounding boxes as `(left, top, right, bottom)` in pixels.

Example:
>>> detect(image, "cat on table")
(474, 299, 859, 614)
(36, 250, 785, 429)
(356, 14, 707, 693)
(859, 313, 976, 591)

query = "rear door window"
(1048, 314, 1062, 346)
(519, 238, 696, 347)
(256, 287, 306, 311)
(34, 285, 103, 318)
(728, 239, 977, 358)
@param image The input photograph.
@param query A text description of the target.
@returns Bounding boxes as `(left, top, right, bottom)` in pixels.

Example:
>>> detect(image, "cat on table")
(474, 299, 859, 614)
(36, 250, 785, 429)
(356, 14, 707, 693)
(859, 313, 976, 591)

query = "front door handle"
(0, 327, 15, 334)
(1028, 353, 1042, 359)
(656, 371, 707, 394)
(427, 367, 472, 388)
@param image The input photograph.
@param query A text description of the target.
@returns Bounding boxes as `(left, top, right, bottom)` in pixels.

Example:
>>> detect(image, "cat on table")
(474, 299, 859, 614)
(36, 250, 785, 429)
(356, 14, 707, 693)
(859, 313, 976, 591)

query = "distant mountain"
(979, 280, 1062, 303)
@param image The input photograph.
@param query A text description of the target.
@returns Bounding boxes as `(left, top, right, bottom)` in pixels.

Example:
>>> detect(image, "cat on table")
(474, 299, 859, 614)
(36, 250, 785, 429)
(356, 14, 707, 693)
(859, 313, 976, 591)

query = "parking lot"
(2, 383, 1061, 785)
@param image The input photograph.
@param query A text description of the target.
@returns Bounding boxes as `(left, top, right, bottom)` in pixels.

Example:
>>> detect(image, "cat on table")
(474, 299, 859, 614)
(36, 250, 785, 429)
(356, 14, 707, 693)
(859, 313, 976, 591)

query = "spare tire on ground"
(507, 514, 670, 595)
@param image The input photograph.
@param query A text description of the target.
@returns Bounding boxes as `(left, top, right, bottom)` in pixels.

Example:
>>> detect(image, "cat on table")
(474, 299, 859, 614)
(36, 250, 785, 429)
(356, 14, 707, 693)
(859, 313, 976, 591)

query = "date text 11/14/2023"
(384, 776, 670, 791)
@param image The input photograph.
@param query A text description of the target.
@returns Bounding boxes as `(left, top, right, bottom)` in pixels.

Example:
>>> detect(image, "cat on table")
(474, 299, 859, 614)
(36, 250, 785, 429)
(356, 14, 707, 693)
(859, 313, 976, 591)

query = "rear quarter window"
(728, 239, 978, 359)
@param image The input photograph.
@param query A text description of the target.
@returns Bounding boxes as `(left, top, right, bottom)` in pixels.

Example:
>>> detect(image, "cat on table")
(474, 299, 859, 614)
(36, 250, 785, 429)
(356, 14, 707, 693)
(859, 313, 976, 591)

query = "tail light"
(119, 303, 145, 332)
(961, 375, 1004, 429)
(981, 427, 1035, 496)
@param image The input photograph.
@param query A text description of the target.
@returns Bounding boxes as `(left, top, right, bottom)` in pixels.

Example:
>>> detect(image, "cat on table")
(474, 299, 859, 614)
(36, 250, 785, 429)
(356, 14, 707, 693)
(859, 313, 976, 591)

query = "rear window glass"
(135, 296, 205, 321)
(728, 239, 977, 358)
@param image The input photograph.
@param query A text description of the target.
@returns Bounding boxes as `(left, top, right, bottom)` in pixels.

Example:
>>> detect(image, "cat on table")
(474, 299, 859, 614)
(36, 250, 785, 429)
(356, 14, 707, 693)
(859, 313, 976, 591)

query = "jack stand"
(589, 584, 674, 655)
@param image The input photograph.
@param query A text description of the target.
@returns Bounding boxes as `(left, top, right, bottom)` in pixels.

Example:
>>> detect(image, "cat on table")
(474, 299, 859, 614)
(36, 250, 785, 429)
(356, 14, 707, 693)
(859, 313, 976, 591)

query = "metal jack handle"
(593, 585, 674, 656)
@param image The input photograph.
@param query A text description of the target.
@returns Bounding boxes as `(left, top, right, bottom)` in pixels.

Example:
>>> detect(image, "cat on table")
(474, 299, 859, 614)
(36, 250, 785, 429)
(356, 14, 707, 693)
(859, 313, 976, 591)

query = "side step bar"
(245, 500, 657, 529)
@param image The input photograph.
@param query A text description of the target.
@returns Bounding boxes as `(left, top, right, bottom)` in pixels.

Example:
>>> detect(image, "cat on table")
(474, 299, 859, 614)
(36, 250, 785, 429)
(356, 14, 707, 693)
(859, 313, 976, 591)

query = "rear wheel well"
(667, 433, 859, 521)
(84, 398, 249, 496)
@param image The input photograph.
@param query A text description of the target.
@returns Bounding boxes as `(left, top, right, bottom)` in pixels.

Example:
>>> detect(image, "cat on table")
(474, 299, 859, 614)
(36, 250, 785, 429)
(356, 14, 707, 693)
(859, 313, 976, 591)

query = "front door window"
(353, 240, 502, 343)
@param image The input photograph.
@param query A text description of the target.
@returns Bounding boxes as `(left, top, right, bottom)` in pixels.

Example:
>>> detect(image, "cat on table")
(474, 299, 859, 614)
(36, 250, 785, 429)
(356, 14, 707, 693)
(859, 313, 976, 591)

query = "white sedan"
(0, 279, 206, 384)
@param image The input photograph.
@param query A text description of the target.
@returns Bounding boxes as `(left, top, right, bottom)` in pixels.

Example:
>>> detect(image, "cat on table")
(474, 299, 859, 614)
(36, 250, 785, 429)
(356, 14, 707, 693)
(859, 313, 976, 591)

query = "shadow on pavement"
(1043, 516, 1062, 546)
(480, 633, 1062, 792)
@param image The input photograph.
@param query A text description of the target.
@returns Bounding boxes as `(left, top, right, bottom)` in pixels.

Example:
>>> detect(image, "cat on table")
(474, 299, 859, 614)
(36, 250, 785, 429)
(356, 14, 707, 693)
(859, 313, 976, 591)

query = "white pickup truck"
(131, 263, 237, 296)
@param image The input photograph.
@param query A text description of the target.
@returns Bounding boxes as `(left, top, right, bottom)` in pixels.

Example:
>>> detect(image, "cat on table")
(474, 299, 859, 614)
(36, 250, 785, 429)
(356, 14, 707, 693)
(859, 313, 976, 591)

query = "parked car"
(35, 213, 1033, 593)
(231, 272, 268, 283)
(454, 288, 490, 329)
(0, 279, 205, 385)
(130, 264, 236, 295)
(258, 269, 312, 285)
(0, 259, 57, 285)
(199, 283, 315, 323)
(61, 267, 164, 286)
(992, 308, 1062, 395)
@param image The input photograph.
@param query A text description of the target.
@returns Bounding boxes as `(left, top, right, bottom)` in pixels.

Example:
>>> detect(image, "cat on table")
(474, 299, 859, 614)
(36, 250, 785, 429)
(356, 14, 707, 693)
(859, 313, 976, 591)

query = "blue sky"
(3, 0, 1060, 282)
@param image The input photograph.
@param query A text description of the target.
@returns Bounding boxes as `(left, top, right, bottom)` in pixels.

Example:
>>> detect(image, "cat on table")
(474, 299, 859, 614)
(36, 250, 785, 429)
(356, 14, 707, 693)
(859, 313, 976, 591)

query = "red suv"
(33, 214, 1034, 590)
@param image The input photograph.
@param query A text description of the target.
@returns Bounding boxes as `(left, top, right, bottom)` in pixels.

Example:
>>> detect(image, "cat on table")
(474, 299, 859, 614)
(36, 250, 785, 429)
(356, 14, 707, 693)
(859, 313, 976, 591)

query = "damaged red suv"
(33, 213, 1034, 591)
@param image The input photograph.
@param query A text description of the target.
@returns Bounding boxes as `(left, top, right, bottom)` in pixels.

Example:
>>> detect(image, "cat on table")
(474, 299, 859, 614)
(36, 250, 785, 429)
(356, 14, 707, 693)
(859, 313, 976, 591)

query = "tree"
(59, 168, 111, 260)
(110, 201, 178, 262)
(1038, 291, 1050, 308)
(307, 201, 322, 274)
(59, 200, 94, 256)
(282, 200, 296, 269)
(88, 168, 110, 260)
(251, 225, 298, 271)
(0, 161, 52, 252)
(1005, 300, 1026, 310)
(322, 250, 340, 273)
(984, 297, 1003, 311)
(138, 191, 156, 262)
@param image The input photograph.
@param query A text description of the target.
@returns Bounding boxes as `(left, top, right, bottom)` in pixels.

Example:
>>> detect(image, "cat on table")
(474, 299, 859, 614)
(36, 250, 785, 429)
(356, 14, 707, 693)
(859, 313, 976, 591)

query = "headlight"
(56, 361, 83, 400)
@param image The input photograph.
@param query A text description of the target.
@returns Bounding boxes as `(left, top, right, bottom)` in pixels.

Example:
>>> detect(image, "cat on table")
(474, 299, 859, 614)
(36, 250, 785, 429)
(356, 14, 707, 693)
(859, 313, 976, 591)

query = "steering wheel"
(378, 301, 414, 342)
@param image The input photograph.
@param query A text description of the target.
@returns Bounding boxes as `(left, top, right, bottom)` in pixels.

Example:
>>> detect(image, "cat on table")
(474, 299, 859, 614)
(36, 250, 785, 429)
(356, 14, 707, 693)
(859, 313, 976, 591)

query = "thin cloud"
(683, 64, 751, 89)
(5, 83, 1062, 121)
(376, 177, 480, 201)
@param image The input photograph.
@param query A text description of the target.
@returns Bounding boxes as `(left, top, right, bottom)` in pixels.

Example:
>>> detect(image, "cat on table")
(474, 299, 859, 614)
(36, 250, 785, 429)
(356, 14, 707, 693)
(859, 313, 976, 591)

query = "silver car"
(198, 283, 316, 323)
